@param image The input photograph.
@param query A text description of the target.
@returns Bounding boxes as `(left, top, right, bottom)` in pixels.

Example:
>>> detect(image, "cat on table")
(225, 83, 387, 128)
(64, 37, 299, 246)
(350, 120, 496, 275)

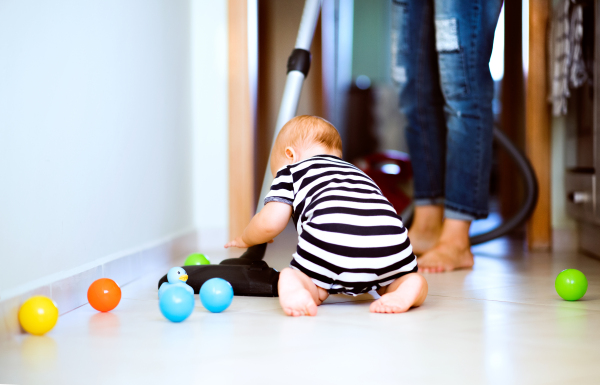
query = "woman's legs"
(418, 219, 474, 273)
(418, 0, 503, 272)
(392, 0, 447, 253)
(410, 205, 443, 255)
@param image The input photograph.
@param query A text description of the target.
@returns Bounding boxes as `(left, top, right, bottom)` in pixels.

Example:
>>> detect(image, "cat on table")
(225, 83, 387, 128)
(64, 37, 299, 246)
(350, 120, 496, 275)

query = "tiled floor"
(1, 225, 599, 385)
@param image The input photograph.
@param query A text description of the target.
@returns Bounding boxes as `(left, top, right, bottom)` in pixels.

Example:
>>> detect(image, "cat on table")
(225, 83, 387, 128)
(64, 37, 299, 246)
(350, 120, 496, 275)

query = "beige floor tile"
(1, 229, 600, 385)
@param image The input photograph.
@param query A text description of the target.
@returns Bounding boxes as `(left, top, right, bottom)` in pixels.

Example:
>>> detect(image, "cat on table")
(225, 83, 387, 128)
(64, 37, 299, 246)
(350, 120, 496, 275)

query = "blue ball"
(200, 278, 233, 313)
(159, 286, 195, 322)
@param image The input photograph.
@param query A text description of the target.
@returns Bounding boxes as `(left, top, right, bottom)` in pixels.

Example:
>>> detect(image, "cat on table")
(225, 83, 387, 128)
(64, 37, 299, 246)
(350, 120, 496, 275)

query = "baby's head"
(270, 115, 342, 176)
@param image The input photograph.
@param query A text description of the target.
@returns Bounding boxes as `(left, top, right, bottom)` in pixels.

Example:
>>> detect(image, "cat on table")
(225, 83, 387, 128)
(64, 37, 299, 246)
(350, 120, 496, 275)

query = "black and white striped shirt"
(265, 154, 416, 295)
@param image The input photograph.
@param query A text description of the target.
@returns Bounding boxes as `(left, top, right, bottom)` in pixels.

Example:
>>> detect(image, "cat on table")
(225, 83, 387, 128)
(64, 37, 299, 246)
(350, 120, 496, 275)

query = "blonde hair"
(273, 115, 343, 157)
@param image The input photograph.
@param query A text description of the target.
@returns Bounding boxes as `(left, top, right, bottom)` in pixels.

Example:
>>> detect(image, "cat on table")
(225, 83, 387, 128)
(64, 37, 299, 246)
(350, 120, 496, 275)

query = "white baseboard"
(0, 228, 198, 340)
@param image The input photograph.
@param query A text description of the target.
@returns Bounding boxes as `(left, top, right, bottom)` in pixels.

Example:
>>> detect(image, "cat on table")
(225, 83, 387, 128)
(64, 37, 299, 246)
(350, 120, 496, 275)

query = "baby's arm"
(224, 202, 292, 248)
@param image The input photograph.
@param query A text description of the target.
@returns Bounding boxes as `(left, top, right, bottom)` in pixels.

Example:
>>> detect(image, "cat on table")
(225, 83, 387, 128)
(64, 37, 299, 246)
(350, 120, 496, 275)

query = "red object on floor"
(354, 150, 413, 216)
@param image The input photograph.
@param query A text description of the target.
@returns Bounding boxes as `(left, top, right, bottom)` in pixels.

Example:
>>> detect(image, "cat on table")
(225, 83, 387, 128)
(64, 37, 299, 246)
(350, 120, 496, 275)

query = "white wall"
(191, 0, 229, 250)
(0, 0, 210, 297)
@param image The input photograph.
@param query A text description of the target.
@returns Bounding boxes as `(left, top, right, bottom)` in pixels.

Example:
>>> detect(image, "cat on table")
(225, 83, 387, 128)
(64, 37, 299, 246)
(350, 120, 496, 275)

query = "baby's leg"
(278, 268, 329, 316)
(370, 273, 428, 314)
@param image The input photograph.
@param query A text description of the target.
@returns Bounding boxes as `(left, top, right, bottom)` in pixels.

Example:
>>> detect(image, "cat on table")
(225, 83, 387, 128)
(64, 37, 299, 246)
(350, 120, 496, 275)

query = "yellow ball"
(18, 296, 59, 336)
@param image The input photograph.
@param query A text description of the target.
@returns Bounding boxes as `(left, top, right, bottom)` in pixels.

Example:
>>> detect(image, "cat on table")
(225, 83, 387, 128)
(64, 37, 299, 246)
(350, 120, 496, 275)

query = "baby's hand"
(224, 237, 274, 249)
(224, 237, 250, 249)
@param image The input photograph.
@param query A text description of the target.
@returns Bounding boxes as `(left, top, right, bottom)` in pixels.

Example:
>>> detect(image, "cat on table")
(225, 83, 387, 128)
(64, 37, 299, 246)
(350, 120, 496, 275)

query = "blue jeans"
(392, 0, 503, 220)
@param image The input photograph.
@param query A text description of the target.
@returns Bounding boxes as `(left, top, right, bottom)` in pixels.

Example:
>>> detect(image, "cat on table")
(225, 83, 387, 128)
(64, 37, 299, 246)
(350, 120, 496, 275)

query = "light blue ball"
(159, 286, 195, 322)
(200, 278, 233, 313)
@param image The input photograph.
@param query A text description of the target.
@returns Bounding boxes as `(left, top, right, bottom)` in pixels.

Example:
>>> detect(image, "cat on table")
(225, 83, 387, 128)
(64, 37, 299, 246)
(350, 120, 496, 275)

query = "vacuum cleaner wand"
(158, 0, 323, 297)
(226, 0, 322, 270)
(256, 0, 322, 212)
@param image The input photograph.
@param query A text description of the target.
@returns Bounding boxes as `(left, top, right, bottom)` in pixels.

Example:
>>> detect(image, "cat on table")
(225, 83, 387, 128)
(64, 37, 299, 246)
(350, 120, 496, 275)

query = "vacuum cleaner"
(158, 0, 538, 297)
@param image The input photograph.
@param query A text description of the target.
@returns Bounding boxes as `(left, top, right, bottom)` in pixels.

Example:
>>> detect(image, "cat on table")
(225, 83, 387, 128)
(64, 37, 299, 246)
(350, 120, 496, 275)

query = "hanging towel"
(549, 0, 570, 117)
(569, 3, 588, 88)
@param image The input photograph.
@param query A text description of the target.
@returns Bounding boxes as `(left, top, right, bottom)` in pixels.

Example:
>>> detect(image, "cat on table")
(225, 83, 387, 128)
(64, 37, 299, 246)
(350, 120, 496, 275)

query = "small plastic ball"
(555, 269, 588, 301)
(19, 296, 59, 336)
(159, 286, 195, 322)
(88, 278, 122, 312)
(184, 253, 211, 266)
(200, 278, 233, 313)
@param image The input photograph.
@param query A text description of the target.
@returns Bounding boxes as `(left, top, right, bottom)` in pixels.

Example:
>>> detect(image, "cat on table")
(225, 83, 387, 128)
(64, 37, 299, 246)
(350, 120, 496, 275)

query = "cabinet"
(564, 0, 600, 257)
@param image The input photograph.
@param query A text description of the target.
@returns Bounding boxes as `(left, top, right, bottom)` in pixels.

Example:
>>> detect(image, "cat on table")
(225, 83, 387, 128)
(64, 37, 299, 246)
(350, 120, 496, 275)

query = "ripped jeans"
(392, 0, 502, 220)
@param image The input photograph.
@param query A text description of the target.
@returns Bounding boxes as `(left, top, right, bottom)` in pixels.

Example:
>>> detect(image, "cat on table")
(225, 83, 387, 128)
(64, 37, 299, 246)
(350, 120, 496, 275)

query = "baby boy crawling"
(225, 115, 428, 316)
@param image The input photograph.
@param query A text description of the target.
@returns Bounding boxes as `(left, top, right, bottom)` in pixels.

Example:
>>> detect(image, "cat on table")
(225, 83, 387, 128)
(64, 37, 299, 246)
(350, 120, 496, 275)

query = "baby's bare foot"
(278, 268, 321, 316)
(279, 289, 318, 316)
(370, 274, 427, 314)
(417, 240, 474, 273)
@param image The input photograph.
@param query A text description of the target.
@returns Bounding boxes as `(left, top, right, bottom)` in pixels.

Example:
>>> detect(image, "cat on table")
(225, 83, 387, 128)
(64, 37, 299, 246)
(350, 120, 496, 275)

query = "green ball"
(555, 269, 588, 301)
(184, 253, 210, 266)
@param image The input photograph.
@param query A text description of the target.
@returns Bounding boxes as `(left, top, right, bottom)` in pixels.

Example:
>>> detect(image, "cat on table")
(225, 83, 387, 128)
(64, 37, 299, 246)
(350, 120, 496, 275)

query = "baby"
(225, 115, 427, 316)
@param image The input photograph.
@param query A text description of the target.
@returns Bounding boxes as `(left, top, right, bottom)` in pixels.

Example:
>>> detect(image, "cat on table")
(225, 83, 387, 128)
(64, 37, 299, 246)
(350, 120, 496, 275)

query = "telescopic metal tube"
(256, 0, 322, 211)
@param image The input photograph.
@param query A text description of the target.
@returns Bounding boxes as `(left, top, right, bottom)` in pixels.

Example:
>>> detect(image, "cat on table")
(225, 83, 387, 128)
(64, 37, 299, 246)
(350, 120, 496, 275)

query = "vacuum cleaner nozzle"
(158, 244, 280, 297)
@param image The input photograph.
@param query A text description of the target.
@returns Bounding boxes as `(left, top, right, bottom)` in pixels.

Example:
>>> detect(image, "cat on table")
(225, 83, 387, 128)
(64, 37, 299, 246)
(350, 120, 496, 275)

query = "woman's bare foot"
(278, 268, 328, 316)
(370, 273, 428, 313)
(407, 205, 443, 255)
(418, 218, 474, 273)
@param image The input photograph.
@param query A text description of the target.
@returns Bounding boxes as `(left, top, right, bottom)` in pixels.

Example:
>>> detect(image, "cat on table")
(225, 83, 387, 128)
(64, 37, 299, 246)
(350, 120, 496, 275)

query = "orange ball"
(87, 278, 121, 312)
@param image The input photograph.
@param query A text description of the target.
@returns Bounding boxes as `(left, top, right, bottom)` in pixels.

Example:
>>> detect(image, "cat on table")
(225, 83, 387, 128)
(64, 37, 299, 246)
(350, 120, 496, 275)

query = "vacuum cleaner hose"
(403, 126, 538, 245)
(467, 127, 539, 245)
